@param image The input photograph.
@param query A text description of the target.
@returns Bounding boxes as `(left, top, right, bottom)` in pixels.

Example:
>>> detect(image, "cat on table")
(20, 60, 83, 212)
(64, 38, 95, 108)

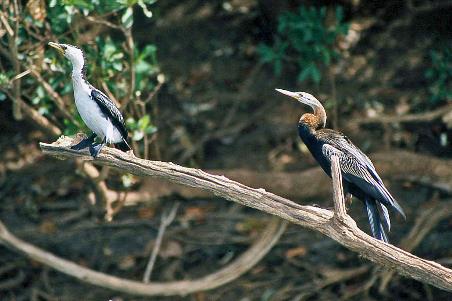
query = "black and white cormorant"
(49, 42, 131, 157)
(276, 89, 406, 242)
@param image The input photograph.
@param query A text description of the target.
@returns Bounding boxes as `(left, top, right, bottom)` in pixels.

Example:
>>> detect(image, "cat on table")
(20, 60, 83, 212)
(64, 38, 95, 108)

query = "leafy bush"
(425, 45, 452, 104)
(0, 0, 160, 159)
(258, 6, 349, 83)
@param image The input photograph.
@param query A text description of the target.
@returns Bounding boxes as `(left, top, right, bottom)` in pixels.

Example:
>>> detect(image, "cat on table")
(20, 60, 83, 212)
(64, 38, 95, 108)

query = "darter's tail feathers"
(365, 198, 389, 243)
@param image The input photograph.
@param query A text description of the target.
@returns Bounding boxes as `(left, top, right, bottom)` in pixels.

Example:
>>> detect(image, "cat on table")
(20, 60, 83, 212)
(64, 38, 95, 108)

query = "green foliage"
(258, 6, 349, 84)
(51, 0, 156, 27)
(63, 114, 87, 136)
(126, 115, 157, 141)
(1, 0, 160, 154)
(425, 45, 452, 104)
(0, 73, 9, 87)
(0, 72, 10, 101)
(135, 45, 159, 92)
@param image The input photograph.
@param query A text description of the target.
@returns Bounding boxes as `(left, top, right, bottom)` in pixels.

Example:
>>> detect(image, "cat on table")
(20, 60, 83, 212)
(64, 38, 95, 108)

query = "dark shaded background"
(1, 0, 451, 300)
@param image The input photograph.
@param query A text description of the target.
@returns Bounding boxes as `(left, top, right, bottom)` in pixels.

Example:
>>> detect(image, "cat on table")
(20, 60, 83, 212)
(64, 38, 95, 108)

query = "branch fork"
(331, 155, 347, 221)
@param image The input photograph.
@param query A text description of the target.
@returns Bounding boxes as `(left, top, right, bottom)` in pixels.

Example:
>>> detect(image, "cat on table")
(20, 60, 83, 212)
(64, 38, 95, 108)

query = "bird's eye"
(61, 45, 67, 50)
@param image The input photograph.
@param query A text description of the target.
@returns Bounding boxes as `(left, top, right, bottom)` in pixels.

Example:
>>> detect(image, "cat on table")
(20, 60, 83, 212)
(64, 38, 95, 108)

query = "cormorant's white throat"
(49, 42, 130, 157)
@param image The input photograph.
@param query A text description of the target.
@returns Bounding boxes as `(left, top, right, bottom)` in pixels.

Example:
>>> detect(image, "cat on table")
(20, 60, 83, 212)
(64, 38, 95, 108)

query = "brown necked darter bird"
(276, 89, 405, 242)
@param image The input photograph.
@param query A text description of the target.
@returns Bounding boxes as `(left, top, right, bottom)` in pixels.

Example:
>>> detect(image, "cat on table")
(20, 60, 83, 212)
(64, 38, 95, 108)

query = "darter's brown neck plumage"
(300, 111, 325, 130)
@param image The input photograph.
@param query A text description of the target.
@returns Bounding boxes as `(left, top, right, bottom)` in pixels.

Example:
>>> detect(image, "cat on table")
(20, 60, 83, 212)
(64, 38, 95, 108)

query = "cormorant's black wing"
(90, 88, 128, 140)
(319, 130, 405, 219)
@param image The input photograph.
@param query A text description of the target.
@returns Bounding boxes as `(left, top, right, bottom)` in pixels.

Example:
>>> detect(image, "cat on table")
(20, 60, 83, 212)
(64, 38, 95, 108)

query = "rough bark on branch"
(12, 137, 452, 293)
(116, 150, 452, 205)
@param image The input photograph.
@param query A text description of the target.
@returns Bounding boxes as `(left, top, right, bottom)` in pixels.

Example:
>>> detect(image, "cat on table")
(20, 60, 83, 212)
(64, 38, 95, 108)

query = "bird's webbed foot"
(89, 137, 106, 158)
(71, 133, 97, 150)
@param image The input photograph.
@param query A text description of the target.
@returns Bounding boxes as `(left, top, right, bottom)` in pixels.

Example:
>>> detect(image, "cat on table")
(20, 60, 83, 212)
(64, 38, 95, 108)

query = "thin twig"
(95, 166, 111, 183)
(11, 69, 31, 81)
(8, 0, 22, 120)
(85, 15, 122, 30)
(0, 11, 14, 36)
(121, 28, 135, 110)
(110, 191, 128, 219)
(76, 161, 111, 220)
(3, 92, 61, 136)
(100, 81, 120, 107)
(146, 79, 165, 160)
(143, 202, 180, 283)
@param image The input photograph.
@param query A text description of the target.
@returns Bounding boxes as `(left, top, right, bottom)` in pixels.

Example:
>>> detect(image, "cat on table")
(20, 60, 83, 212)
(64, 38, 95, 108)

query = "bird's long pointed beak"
(275, 88, 299, 100)
(48, 42, 64, 55)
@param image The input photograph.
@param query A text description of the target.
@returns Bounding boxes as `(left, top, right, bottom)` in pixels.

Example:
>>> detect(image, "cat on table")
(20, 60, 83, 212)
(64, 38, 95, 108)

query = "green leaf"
(138, 0, 153, 18)
(145, 125, 157, 135)
(138, 115, 150, 130)
(258, 5, 349, 85)
(132, 130, 144, 141)
(121, 7, 134, 28)
(63, 118, 79, 136)
(63, 0, 94, 10)
(0, 73, 9, 86)
(298, 66, 312, 82)
(121, 174, 134, 188)
(112, 61, 123, 71)
(257, 44, 276, 63)
(311, 65, 321, 83)
(126, 117, 138, 130)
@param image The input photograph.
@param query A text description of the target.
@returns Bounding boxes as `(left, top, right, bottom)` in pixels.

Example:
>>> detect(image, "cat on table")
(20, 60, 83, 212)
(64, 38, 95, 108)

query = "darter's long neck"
(313, 105, 326, 129)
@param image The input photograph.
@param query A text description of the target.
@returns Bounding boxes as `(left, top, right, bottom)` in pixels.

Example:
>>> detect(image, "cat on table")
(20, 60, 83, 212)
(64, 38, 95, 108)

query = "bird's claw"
(89, 143, 105, 158)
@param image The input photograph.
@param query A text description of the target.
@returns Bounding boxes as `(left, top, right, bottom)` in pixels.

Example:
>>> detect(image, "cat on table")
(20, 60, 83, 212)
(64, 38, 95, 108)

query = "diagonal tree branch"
(5, 136, 449, 293)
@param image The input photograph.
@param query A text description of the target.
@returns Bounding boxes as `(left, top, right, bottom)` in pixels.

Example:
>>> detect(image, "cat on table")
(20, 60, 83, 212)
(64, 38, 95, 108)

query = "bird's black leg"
(71, 133, 97, 150)
(89, 136, 106, 158)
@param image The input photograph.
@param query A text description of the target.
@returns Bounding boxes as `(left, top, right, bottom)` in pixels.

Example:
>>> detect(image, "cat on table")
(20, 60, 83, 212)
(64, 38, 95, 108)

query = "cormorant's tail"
(365, 198, 389, 243)
(115, 139, 131, 152)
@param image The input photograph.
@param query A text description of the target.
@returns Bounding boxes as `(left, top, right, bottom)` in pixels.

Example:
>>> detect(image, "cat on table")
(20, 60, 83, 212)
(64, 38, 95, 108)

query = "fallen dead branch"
(0, 213, 287, 296)
(351, 103, 452, 126)
(1, 136, 450, 295)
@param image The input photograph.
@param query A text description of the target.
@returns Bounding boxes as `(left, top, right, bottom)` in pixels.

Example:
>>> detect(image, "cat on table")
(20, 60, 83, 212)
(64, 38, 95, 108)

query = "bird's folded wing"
(90, 89, 128, 138)
(321, 142, 405, 217)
